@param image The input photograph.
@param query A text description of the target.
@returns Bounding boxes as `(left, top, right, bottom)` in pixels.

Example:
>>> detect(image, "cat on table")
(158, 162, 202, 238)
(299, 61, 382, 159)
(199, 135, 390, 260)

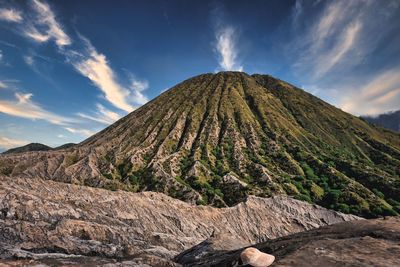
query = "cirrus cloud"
(0, 81, 7, 89)
(23, 0, 71, 47)
(0, 136, 28, 150)
(70, 42, 136, 112)
(288, 0, 400, 116)
(340, 68, 400, 116)
(64, 127, 96, 137)
(0, 8, 23, 23)
(3, 0, 149, 115)
(0, 92, 75, 125)
(77, 103, 122, 125)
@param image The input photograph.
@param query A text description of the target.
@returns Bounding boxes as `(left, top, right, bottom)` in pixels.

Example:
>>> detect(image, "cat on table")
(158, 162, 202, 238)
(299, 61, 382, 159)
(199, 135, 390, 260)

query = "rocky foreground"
(179, 217, 400, 267)
(0, 176, 358, 266)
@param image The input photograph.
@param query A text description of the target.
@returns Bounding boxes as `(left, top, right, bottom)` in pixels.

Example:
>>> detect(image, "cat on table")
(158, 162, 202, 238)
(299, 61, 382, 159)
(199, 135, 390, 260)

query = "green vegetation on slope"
(1, 72, 399, 218)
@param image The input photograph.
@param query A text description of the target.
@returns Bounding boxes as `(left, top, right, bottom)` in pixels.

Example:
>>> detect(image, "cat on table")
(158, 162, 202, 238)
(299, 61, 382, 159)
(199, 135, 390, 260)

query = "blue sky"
(0, 0, 399, 151)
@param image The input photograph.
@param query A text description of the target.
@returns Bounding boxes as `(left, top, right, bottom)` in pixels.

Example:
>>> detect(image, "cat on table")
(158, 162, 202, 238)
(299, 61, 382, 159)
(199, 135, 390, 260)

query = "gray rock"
(181, 217, 400, 267)
(0, 176, 358, 266)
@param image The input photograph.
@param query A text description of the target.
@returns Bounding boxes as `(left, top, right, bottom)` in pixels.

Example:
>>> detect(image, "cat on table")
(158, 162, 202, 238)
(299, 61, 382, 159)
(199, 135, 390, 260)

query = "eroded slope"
(0, 72, 399, 217)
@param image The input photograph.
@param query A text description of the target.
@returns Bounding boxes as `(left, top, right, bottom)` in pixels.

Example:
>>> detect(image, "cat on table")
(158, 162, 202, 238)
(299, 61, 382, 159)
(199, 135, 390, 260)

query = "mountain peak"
(215, 70, 248, 75)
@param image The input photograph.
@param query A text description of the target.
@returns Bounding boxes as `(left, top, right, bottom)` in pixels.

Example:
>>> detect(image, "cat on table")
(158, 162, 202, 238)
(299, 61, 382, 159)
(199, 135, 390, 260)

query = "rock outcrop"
(180, 216, 400, 267)
(0, 176, 358, 266)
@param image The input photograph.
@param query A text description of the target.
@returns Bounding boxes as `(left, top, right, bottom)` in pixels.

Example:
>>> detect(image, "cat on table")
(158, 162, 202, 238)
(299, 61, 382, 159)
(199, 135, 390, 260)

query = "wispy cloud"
(64, 127, 95, 137)
(77, 103, 121, 125)
(0, 8, 23, 23)
(287, 0, 400, 116)
(24, 26, 50, 43)
(291, 0, 303, 29)
(311, 0, 346, 50)
(68, 37, 148, 112)
(24, 0, 71, 47)
(215, 26, 243, 71)
(23, 55, 34, 66)
(129, 77, 149, 105)
(70, 44, 133, 112)
(290, 1, 363, 80)
(313, 21, 362, 78)
(0, 92, 74, 125)
(0, 81, 7, 89)
(0, 40, 18, 48)
(0, 136, 28, 150)
(2, 0, 148, 114)
(27, 0, 148, 112)
(340, 68, 400, 116)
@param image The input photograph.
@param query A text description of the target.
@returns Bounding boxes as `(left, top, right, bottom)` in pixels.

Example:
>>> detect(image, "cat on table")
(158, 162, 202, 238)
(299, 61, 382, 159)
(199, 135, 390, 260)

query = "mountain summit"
(1, 72, 399, 217)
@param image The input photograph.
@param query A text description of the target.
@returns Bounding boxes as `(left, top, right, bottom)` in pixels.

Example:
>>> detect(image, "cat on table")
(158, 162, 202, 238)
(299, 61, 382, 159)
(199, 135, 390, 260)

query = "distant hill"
(362, 110, 400, 132)
(2, 143, 52, 154)
(2, 142, 76, 155)
(1, 72, 399, 218)
(54, 143, 76, 150)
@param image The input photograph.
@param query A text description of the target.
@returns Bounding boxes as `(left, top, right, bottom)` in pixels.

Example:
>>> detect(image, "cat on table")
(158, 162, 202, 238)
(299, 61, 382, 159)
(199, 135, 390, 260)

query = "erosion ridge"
(0, 72, 399, 217)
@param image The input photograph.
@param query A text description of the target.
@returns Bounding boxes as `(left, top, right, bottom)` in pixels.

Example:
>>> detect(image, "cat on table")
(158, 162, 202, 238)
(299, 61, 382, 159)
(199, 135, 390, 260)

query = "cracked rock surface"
(180, 217, 400, 267)
(0, 176, 357, 266)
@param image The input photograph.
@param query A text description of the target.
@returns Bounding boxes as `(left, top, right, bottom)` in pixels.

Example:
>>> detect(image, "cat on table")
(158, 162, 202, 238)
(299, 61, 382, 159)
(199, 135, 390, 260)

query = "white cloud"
(77, 103, 121, 125)
(95, 103, 121, 123)
(340, 68, 400, 116)
(0, 49, 2, 62)
(3, 0, 148, 117)
(130, 79, 149, 92)
(24, 0, 71, 47)
(0, 40, 18, 48)
(69, 38, 148, 112)
(215, 26, 243, 71)
(0, 8, 23, 23)
(130, 78, 149, 105)
(291, 0, 303, 29)
(64, 127, 95, 137)
(290, 1, 366, 80)
(313, 21, 362, 78)
(285, 0, 400, 116)
(311, 1, 345, 50)
(0, 136, 28, 150)
(0, 92, 74, 125)
(24, 26, 50, 43)
(0, 81, 7, 89)
(71, 46, 133, 112)
(24, 55, 34, 66)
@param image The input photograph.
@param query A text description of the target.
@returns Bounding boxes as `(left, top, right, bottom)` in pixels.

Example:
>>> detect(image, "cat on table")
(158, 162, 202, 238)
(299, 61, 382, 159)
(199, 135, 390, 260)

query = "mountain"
(0, 72, 399, 217)
(0, 175, 358, 266)
(2, 143, 52, 154)
(362, 110, 400, 132)
(2, 142, 76, 155)
(54, 143, 76, 150)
